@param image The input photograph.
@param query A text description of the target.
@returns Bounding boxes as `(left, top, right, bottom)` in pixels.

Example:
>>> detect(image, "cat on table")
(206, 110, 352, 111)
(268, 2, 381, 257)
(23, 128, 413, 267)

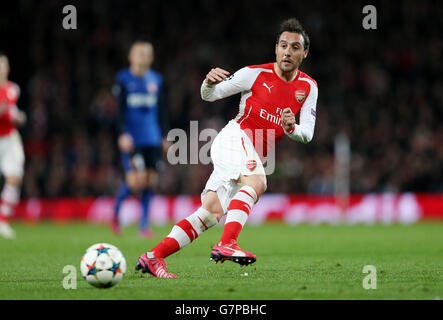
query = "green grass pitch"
(0, 221, 442, 300)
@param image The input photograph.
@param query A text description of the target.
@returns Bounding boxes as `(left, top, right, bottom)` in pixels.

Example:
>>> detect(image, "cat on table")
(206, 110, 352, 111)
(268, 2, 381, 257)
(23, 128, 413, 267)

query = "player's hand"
(205, 68, 230, 85)
(16, 110, 26, 126)
(281, 108, 295, 132)
(11, 108, 27, 126)
(118, 133, 134, 153)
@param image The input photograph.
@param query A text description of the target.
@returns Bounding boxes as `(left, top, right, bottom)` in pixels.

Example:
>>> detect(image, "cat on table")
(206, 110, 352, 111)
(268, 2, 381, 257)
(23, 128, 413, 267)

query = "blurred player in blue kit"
(111, 41, 169, 238)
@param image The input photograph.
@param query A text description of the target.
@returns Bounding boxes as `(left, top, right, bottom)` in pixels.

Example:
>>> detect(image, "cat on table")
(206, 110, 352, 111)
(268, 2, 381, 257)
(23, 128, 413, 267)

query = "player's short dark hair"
(131, 35, 153, 47)
(0, 51, 7, 59)
(128, 38, 154, 55)
(276, 18, 310, 50)
(132, 39, 152, 46)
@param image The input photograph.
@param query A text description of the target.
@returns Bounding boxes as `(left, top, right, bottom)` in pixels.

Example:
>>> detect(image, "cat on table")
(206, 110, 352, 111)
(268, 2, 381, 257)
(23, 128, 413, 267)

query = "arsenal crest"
(295, 90, 306, 103)
(247, 160, 257, 171)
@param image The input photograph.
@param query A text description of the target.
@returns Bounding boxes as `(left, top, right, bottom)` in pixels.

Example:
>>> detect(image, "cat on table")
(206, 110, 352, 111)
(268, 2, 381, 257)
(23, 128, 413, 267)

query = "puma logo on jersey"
(262, 82, 273, 93)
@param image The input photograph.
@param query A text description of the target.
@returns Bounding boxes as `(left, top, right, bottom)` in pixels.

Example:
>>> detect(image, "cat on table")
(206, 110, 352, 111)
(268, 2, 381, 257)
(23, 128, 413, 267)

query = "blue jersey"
(114, 68, 165, 147)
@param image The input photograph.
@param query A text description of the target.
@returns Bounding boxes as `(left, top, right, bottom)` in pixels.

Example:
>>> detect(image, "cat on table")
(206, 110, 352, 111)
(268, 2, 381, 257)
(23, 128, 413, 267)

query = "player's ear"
(147, 44, 154, 66)
(303, 48, 309, 59)
(128, 45, 135, 64)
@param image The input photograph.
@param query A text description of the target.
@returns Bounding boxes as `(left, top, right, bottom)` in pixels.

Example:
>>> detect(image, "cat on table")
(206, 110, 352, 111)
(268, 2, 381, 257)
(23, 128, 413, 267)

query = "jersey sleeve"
(200, 67, 255, 102)
(3, 83, 21, 124)
(284, 83, 318, 144)
(11, 83, 20, 103)
(15, 83, 21, 101)
(112, 77, 127, 135)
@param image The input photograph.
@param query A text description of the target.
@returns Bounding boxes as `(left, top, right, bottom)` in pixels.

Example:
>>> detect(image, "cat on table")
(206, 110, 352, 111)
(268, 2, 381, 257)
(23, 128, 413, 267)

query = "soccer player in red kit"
(136, 18, 318, 278)
(0, 52, 26, 239)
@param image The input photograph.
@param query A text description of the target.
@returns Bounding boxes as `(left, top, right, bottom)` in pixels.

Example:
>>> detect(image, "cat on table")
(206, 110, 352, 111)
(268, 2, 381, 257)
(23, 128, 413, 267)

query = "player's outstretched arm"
(200, 67, 252, 102)
(10, 106, 26, 126)
(112, 79, 133, 153)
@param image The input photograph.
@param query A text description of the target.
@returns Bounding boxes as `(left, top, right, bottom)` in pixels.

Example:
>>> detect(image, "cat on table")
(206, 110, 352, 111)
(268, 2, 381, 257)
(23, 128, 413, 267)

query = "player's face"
(129, 43, 154, 69)
(275, 32, 308, 73)
(0, 56, 9, 80)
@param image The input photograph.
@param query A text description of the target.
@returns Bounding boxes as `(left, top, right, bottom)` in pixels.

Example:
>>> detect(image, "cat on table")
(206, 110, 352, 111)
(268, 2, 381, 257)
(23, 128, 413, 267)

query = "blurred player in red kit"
(136, 18, 318, 277)
(0, 52, 26, 239)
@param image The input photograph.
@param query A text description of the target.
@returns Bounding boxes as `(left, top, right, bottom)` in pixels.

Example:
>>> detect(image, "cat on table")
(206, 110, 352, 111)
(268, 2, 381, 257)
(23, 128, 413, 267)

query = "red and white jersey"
(201, 63, 318, 156)
(0, 81, 21, 137)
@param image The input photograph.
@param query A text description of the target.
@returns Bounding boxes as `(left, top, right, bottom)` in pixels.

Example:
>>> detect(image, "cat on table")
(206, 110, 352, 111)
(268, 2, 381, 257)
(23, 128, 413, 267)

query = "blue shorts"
(121, 146, 162, 173)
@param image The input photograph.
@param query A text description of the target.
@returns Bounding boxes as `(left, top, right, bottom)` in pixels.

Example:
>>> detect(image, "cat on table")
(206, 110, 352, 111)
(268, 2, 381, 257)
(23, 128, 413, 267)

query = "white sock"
(147, 207, 218, 259)
(169, 207, 218, 248)
(220, 186, 258, 244)
(0, 184, 20, 217)
(225, 185, 257, 227)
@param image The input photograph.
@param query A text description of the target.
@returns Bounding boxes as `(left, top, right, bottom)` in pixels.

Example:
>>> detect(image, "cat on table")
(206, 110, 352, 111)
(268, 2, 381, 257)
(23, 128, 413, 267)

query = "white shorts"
(201, 120, 265, 213)
(0, 130, 25, 178)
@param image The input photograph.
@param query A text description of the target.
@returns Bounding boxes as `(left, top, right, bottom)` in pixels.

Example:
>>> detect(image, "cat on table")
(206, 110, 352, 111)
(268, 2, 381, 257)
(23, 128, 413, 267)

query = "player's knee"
(206, 203, 223, 222)
(251, 176, 267, 196)
(138, 178, 150, 190)
(125, 174, 140, 193)
(143, 170, 158, 189)
(255, 182, 267, 196)
(202, 193, 224, 221)
(239, 174, 267, 197)
(211, 210, 223, 222)
(5, 176, 22, 187)
(128, 183, 140, 194)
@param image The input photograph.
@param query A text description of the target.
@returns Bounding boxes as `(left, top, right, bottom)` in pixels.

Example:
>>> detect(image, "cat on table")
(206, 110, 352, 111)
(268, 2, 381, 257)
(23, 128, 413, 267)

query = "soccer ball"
(80, 243, 127, 288)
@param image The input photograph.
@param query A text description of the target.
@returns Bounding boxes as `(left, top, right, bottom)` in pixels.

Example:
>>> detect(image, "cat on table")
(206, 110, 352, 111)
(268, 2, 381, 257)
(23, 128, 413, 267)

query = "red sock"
(149, 237, 180, 259)
(220, 221, 243, 245)
(220, 186, 257, 245)
(149, 208, 217, 259)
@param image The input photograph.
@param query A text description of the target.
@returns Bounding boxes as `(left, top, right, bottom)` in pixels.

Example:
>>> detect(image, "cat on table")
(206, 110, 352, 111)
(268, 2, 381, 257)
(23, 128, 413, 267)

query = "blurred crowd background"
(2, 0, 442, 198)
